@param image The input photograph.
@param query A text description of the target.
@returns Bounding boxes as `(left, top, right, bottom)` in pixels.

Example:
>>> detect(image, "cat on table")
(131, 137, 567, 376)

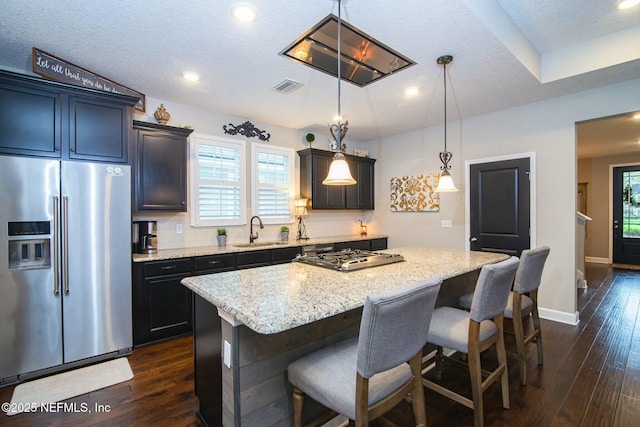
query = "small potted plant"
(305, 133, 315, 148)
(217, 228, 227, 246)
(280, 226, 289, 242)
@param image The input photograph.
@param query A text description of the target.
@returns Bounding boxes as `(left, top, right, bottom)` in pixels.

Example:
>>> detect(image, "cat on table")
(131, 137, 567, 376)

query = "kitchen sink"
(233, 242, 288, 248)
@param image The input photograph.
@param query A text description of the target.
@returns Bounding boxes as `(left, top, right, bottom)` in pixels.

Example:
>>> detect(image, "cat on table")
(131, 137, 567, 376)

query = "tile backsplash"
(133, 210, 376, 250)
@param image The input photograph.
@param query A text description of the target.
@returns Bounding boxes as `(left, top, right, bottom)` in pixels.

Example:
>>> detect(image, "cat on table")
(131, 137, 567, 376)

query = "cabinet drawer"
(370, 238, 388, 250)
(334, 240, 371, 251)
(237, 250, 272, 269)
(144, 258, 192, 277)
(194, 254, 235, 274)
(272, 246, 302, 264)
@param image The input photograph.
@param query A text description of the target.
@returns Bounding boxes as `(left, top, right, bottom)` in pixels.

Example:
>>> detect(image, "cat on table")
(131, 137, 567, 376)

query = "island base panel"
(194, 294, 222, 427)
(220, 309, 362, 425)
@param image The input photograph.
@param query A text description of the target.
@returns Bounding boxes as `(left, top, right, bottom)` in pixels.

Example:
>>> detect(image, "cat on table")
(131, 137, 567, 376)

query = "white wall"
(371, 78, 640, 322)
(134, 96, 378, 249)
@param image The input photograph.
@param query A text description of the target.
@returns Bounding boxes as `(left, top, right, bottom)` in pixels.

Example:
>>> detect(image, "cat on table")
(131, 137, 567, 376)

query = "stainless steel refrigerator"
(0, 156, 132, 383)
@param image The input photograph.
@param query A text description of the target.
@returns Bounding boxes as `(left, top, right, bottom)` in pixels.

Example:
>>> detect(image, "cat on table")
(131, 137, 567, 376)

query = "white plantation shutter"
(252, 143, 294, 224)
(191, 135, 246, 226)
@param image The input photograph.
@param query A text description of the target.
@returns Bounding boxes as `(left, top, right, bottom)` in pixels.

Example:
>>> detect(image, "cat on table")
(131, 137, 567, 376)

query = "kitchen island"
(181, 247, 509, 426)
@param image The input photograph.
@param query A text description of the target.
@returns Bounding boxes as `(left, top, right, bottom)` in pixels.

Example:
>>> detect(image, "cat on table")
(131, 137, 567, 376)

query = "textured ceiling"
(0, 0, 639, 151)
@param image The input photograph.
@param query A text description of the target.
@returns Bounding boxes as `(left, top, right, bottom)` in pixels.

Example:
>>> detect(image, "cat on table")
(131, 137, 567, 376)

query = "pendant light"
(323, 0, 356, 186)
(435, 55, 458, 193)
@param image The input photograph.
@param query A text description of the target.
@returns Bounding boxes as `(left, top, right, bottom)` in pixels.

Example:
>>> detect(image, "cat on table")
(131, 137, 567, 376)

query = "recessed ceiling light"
(231, 2, 259, 23)
(616, 0, 640, 10)
(183, 72, 200, 82)
(405, 86, 419, 97)
(633, 113, 640, 119)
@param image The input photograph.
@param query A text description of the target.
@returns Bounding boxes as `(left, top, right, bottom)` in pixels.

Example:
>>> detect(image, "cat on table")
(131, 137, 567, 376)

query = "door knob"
(470, 237, 478, 242)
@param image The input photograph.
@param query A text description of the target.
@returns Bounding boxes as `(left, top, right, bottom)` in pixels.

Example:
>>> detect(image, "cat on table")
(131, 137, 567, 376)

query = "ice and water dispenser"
(7, 221, 51, 270)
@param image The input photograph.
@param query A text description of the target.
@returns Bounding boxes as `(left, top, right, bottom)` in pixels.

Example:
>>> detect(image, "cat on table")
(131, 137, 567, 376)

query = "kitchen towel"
(6, 357, 133, 416)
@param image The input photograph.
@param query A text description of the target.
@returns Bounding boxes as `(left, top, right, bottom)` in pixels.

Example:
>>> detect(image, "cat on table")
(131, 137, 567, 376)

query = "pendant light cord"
(337, 0, 342, 151)
(443, 60, 447, 153)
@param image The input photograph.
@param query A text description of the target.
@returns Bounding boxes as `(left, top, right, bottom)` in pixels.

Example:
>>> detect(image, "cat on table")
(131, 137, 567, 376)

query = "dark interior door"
(612, 165, 640, 265)
(470, 158, 530, 256)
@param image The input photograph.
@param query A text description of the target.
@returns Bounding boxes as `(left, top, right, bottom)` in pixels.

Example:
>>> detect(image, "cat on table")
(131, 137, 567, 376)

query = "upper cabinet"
(0, 70, 137, 163)
(298, 148, 376, 210)
(133, 121, 194, 212)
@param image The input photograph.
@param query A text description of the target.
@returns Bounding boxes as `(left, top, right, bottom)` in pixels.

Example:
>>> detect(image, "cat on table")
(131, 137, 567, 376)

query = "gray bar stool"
(287, 276, 442, 427)
(459, 246, 550, 385)
(423, 256, 519, 427)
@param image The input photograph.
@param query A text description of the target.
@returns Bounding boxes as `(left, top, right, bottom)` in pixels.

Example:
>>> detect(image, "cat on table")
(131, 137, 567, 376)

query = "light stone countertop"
(132, 234, 387, 262)
(181, 246, 509, 334)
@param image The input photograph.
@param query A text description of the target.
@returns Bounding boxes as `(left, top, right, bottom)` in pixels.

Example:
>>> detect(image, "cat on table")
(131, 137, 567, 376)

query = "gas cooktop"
(294, 249, 405, 272)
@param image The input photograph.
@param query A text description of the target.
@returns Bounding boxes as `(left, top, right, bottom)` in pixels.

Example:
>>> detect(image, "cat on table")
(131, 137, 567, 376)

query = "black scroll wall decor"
(223, 121, 270, 142)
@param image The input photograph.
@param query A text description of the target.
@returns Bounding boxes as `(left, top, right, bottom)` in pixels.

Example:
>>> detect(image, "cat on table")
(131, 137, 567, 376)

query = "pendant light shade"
(435, 55, 458, 193)
(435, 169, 457, 192)
(323, 0, 356, 186)
(322, 152, 356, 185)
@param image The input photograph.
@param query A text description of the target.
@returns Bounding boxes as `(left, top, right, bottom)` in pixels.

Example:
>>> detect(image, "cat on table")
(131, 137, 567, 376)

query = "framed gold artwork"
(390, 174, 440, 212)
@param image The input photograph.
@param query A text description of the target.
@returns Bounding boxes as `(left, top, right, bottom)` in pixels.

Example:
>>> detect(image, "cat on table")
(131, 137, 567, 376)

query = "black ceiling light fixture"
(435, 55, 459, 193)
(279, 6, 415, 87)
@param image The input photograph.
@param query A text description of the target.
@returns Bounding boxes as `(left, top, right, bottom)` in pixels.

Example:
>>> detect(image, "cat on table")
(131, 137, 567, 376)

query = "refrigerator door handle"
(53, 196, 60, 295)
(63, 196, 70, 294)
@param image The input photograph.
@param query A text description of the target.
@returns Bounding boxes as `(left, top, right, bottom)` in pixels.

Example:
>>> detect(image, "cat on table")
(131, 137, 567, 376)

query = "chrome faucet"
(249, 215, 264, 243)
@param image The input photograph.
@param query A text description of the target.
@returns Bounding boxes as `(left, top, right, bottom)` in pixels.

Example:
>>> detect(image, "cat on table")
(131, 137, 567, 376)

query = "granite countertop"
(132, 234, 387, 262)
(181, 247, 509, 334)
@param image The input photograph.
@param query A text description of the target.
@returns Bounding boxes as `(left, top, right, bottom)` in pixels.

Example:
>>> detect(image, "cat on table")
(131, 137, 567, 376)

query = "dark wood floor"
(1, 263, 638, 426)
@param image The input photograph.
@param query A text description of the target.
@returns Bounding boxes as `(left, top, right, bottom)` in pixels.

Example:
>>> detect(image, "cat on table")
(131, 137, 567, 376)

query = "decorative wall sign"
(390, 174, 440, 212)
(32, 47, 146, 112)
(223, 121, 270, 142)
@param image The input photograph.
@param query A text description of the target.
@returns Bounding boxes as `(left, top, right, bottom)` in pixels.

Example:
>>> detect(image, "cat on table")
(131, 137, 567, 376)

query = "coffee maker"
(132, 221, 158, 254)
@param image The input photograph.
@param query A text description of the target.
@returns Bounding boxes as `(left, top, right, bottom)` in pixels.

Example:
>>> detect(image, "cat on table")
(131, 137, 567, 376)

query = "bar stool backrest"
(514, 246, 550, 294)
(470, 257, 520, 323)
(356, 276, 442, 379)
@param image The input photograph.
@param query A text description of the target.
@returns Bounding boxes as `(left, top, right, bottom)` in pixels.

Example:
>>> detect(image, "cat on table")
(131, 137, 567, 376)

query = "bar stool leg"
(292, 387, 304, 427)
(468, 322, 484, 427)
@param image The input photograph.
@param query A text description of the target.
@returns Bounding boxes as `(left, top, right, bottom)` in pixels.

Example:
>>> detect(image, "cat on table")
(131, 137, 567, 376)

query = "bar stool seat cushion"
(504, 292, 533, 318)
(287, 337, 412, 420)
(459, 292, 533, 319)
(427, 306, 498, 353)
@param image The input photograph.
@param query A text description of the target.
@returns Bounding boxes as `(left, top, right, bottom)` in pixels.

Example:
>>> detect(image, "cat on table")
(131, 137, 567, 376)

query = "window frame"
(190, 133, 247, 227)
(250, 142, 295, 225)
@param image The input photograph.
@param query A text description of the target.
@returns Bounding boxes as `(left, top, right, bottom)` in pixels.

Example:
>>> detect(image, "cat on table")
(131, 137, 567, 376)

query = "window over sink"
(190, 134, 246, 227)
(251, 142, 295, 225)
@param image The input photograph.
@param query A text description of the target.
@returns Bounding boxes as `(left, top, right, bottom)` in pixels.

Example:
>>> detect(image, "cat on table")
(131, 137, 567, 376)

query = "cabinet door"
(135, 129, 187, 211)
(0, 81, 61, 157)
(345, 159, 375, 210)
(69, 95, 130, 163)
(312, 155, 345, 209)
(146, 275, 193, 341)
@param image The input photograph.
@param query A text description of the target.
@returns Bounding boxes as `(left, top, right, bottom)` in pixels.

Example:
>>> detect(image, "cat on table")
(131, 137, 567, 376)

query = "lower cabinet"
(133, 259, 193, 346)
(131, 238, 383, 346)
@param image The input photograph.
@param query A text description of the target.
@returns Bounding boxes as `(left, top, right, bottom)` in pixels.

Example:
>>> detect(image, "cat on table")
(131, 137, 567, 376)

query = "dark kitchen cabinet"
(131, 237, 377, 346)
(0, 70, 136, 162)
(237, 249, 272, 269)
(345, 157, 375, 209)
(298, 148, 375, 210)
(132, 259, 193, 346)
(194, 254, 235, 275)
(133, 121, 193, 212)
(334, 239, 372, 251)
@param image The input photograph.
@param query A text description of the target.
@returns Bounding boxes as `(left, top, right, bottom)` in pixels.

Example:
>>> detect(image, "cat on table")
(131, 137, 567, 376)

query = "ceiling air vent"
(273, 78, 303, 94)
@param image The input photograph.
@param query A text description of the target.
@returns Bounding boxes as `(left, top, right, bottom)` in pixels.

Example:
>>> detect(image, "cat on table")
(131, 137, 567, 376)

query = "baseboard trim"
(539, 307, 579, 326)
(585, 256, 609, 264)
